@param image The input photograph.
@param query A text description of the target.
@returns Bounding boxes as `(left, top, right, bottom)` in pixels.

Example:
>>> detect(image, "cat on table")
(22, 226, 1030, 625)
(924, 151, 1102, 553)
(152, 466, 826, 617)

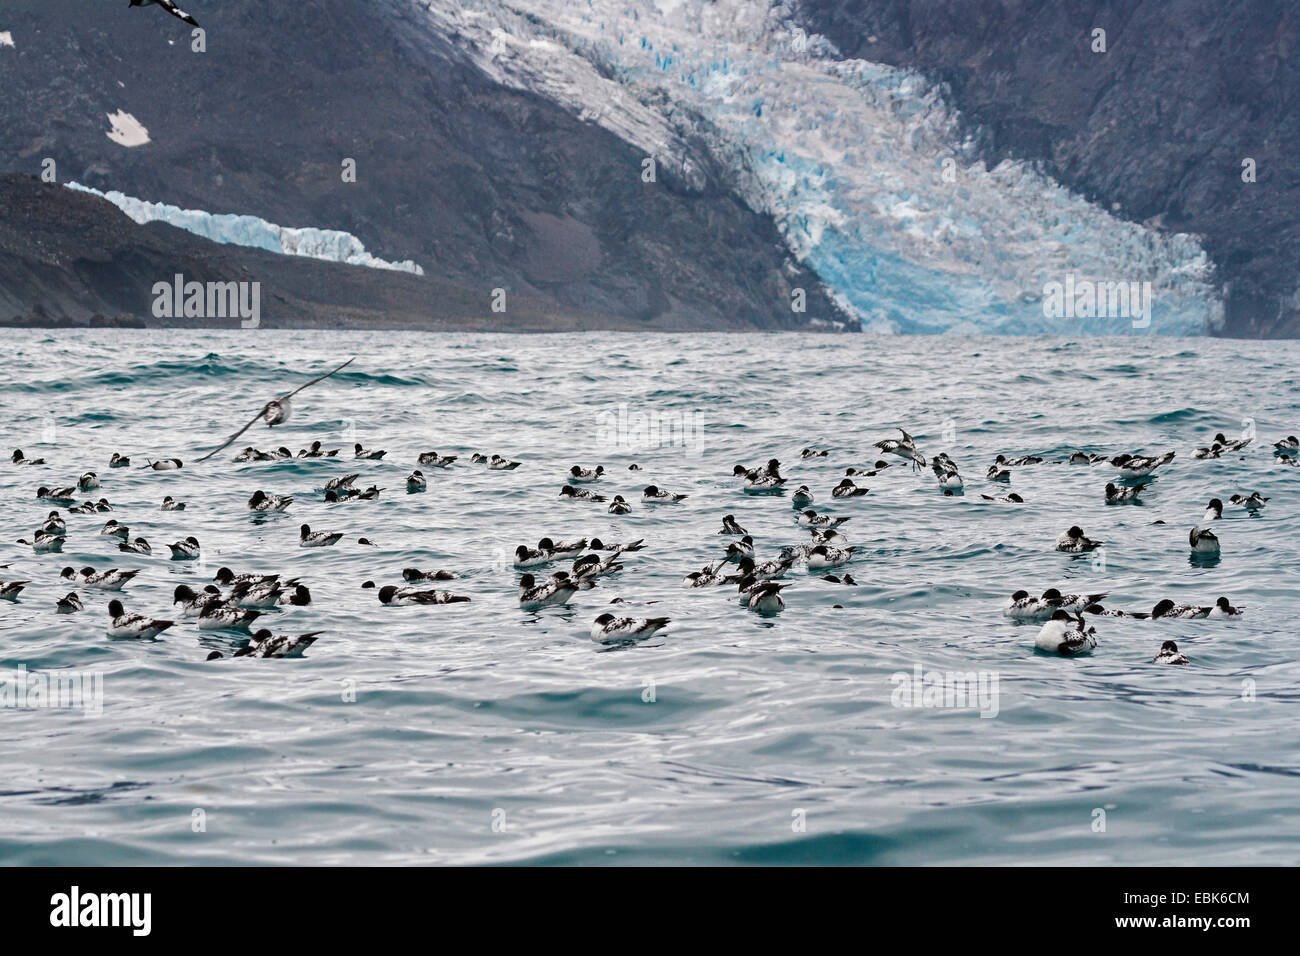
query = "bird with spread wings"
(195, 357, 356, 463)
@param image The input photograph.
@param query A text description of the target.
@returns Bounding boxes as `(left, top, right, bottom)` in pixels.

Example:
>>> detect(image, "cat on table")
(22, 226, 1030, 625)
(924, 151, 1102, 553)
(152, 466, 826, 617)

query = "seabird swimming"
(1056, 526, 1103, 552)
(198, 601, 262, 632)
(798, 509, 849, 529)
(559, 484, 607, 502)
(109, 453, 131, 468)
(1110, 451, 1175, 478)
(1153, 640, 1189, 665)
(737, 575, 789, 612)
(406, 470, 428, 493)
(586, 537, 644, 555)
(724, 535, 755, 560)
(377, 585, 470, 606)
(1067, 451, 1106, 465)
(822, 573, 858, 585)
(807, 543, 857, 569)
(196, 357, 355, 462)
(173, 584, 223, 617)
(718, 514, 748, 535)
(985, 465, 1012, 482)
(55, 592, 84, 614)
(63, 566, 138, 590)
(682, 557, 736, 588)
(1188, 525, 1220, 555)
(590, 612, 670, 644)
(161, 495, 187, 511)
(78, 472, 99, 490)
(11, 449, 45, 465)
(18, 530, 65, 552)
(209, 629, 324, 660)
(487, 454, 521, 470)
(518, 572, 578, 609)
(994, 454, 1043, 466)
(417, 451, 457, 467)
(353, 442, 386, 460)
(1150, 597, 1240, 619)
(1034, 610, 1097, 655)
(1202, 498, 1223, 521)
(1273, 435, 1299, 456)
(643, 485, 687, 503)
(607, 495, 632, 514)
(790, 486, 814, 508)
(0, 580, 29, 601)
(37, 485, 78, 505)
(831, 478, 869, 498)
(734, 554, 794, 580)
(1004, 588, 1107, 620)
(568, 465, 605, 483)
(100, 519, 130, 540)
(118, 537, 152, 555)
(979, 492, 1024, 503)
(107, 599, 174, 639)
(41, 511, 66, 536)
(299, 524, 343, 548)
(168, 536, 201, 560)
(739, 468, 786, 494)
(931, 453, 964, 491)
(1228, 492, 1268, 512)
(214, 567, 279, 588)
(146, 457, 183, 471)
(279, 584, 312, 606)
(1104, 481, 1146, 502)
(248, 490, 293, 512)
(402, 568, 456, 582)
(298, 441, 340, 458)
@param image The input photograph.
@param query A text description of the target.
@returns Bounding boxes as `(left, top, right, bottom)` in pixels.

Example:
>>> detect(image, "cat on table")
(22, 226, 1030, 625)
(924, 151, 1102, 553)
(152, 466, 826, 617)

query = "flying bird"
(196, 357, 355, 462)
(129, 0, 200, 28)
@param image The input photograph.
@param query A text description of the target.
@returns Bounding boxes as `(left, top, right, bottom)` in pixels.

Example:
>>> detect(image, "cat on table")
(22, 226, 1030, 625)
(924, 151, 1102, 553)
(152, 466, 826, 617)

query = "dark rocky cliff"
(794, 0, 1300, 336)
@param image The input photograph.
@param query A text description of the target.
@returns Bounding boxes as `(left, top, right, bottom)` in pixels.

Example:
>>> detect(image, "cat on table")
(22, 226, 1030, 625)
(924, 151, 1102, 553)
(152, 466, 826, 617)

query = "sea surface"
(1, 329, 1298, 866)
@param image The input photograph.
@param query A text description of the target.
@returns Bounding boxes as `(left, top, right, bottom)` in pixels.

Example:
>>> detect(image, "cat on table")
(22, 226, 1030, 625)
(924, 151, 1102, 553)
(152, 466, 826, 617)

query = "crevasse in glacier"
(415, 0, 1223, 333)
(66, 183, 424, 276)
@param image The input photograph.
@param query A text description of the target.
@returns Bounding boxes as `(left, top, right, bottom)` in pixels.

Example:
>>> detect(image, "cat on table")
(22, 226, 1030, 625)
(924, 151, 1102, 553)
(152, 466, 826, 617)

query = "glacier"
(411, 0, 1223, 333)
(66, 183, 424, 276)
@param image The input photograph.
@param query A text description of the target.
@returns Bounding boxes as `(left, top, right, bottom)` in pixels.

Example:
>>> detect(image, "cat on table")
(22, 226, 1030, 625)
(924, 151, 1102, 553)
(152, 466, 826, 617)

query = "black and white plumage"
(279, 584, 312, 606)
(211, 629, 324, 659)
(801, 447, 829, 459)
(109, 452, 131, 468)
(63, 566, 139, 590)
(248, 490, 293, 512)
(642, 484, 687, 503)
(1035, 610, 1097, 655)
(11, 449, 45, 465)
(1104, 481, 1146, 502)
(403, 567, 456, 583)
(873, 428, 926, 470)
(608, 495, 632, 514)
(1203, 498, 1223, 522)
(735, 554, 794, 580)
(1056, 526, 1103, 552)
(1004, 588, 1107, 620)
(198, 601, 262, 633)
(1067, 451, 1106, 465)
(488, 454, 521, 470)
(214, 567, 279, 588)
(1188, 525, 1220, 555)
(298, 441, 340, 458)
(559, 484, 607, 502)
(568, 464, 605, 483)
(1208, 596, 1243, 618)
(417, 451, 457, 467)
(197, 358, 355, 462)
(1110, 451, 1175, 478)
(107, 599, 174, 639)
(1150, 599, 1213, 620)
(807, 543, 857, 569)
(228, 578, 288, 608)
(790, 485, 814, 508)
(38, 485, 78, 505)
(18, 530, 65, 552)
(724, 535, 755, 561)
(0, 580, 29, 601)
(40, 511, 66, 536)
(405, 470, 428, 493)
(146, 457, 183, 471)
(571, 552, 623, 583)
(299, 524, 343, 548)
(377, 584, 470, 606)
(118, 537, 152, 555)
(78, 472, 100, 490)
(1273, 435, 1299, 456)
(931, 453, 963, 491)
(822, 573, 858, 585)
(740, 468, 786, 494)
(979, 492, 1024, 503)
(100, 519, 130, 540)
(590, 612, 670, 643)
(737, 575, 789, 612)
(56, 592, 84, 614)
(353, 443, 386, 460)
(1228, 492, 1268, 512)
(168, 536, 201, 560)
(173, 584, 223, 617)
(831, 478, 868, 498)
(128, 0, 200, 28)
(161, 495, 187, 511)
(585, 537, 644, 555)
(985, 465, 1011, 482)
(1153, 640, 1189, 665)
(518, 572, 578, 609)
(1080, 602, 1149, 619)
(994, 454, 1043, 466)
(717, 514, 748, 535)
(798, 509, 849, 529)
(682, 558, 735, 588)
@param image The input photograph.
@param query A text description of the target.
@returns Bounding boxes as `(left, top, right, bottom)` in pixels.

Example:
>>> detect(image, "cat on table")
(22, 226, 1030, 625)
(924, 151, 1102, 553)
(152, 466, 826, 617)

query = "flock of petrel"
(3, 353, 1296, 660)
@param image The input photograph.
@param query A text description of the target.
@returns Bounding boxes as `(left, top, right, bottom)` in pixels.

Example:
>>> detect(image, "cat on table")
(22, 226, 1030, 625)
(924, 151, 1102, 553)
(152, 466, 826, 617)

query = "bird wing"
(195, 357, 356, 463)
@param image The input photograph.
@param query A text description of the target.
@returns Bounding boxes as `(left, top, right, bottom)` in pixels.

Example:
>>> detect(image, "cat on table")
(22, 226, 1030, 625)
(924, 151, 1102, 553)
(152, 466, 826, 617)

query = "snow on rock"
(411, 0, 1222, 333)
(65, 183, 425, 275)
(0, 31, 15, 48)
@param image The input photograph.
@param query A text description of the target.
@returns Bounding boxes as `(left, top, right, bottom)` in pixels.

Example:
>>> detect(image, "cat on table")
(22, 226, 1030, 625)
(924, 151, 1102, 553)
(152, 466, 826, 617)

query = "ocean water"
(1, 329, 1298, 866)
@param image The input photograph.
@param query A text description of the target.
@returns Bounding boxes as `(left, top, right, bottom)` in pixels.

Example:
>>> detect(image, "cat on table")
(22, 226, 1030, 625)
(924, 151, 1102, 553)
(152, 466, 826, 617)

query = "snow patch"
(0, 31, 13, 48)
(105, 110, 150, 148)
(65, 183, 425, 275)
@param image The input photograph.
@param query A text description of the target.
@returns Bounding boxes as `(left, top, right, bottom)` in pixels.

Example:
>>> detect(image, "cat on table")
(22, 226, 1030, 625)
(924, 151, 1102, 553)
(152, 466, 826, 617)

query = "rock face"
(0, 0, 847, 330)
(794, 0, 1300, 337)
